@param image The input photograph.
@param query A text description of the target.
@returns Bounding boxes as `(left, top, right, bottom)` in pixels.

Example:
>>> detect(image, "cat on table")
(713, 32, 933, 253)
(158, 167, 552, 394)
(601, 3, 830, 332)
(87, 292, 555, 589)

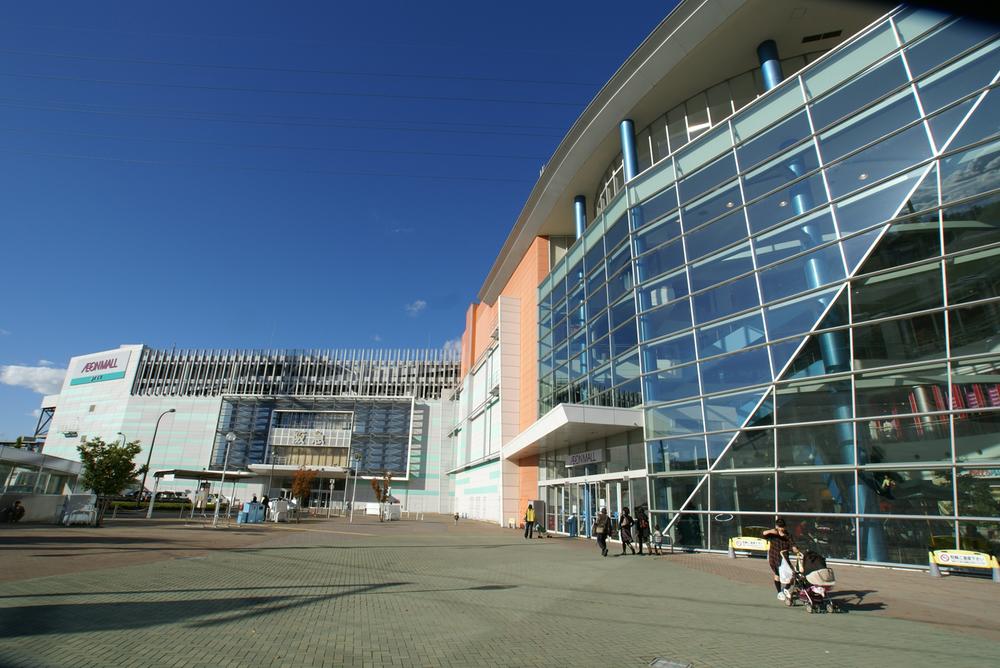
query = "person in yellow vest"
(523, 504, 536, 539)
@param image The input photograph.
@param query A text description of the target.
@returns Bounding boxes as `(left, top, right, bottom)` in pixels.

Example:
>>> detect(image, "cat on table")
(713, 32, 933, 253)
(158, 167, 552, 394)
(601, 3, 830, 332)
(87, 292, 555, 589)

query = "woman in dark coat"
(618, 507, 636, 555)
(635, 507, 651, 555)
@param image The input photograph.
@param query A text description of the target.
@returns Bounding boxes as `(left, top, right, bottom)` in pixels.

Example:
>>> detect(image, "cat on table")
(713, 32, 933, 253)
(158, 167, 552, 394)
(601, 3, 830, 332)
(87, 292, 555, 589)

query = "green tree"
(77, 437, 143, 526)
(370, 472, 393, 522)
(290, 467, 317, 523)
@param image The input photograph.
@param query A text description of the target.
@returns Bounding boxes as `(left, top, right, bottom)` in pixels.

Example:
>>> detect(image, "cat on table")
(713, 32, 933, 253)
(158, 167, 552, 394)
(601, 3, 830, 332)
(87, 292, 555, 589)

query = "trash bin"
(237, 511, 248, 524)
(566, 515, 578, 537)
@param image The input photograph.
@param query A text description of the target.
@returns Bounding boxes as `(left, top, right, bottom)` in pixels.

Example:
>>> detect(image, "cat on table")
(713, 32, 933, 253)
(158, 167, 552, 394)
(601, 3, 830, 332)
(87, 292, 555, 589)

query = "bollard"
(928, 552, 942, 578)
(993, 562, 999, 584)
(728, 540, 736, 559)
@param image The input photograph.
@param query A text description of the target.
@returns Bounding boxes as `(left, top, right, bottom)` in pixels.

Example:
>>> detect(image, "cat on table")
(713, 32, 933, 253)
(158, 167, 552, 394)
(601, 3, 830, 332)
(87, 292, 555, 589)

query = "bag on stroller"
(784, 549, 840, 613)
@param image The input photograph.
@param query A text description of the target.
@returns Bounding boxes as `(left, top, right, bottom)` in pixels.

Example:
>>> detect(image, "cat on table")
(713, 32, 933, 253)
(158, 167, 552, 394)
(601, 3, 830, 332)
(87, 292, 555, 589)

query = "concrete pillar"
(574, 196, 587, 239)
(619, 119, 639, 182)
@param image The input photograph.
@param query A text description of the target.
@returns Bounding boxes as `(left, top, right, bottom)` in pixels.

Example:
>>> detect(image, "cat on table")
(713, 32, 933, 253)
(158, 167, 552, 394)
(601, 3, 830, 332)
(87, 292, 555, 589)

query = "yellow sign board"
(929, 549, 999, 570)
(729, 536, 768, 551)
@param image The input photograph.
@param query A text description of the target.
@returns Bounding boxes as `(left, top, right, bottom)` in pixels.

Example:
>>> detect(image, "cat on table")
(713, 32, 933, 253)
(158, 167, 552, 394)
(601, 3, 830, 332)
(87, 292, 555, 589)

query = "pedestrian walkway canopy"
(152, 469, 259, 482)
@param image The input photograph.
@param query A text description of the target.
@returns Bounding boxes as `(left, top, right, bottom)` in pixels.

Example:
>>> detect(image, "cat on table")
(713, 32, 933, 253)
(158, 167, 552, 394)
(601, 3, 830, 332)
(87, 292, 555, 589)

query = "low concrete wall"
(0, 493, 96, 524)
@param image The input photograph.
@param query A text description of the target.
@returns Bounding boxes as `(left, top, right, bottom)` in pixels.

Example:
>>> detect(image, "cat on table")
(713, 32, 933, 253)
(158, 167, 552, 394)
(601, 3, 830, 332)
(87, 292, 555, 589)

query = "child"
(652, 524, 664, 556)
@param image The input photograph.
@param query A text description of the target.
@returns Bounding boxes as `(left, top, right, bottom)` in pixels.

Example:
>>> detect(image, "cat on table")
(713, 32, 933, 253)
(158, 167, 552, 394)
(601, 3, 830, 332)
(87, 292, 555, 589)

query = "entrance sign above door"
(566, 449, 604, 467)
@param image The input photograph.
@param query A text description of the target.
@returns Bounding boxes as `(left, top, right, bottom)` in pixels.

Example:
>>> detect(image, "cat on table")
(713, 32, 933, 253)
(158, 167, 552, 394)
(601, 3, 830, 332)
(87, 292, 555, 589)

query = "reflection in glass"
(776, 377, 853, 424)
(852, 313, 946, 369)
(712, 429, 774, 469)
(954, 411, 1000, 463)
(778, 471, 854, 514)
(699, 346, 771, 394)
(854, 364, 949, 418)
(645, 400, 704, 439)
(852, 261, 943, 322)
(857, 468, 953, 516)
(693, 276, 759, 324)
(946, 247, 1000, 305)
(712, 472, 775, 512)
(857, 416, 951, 464)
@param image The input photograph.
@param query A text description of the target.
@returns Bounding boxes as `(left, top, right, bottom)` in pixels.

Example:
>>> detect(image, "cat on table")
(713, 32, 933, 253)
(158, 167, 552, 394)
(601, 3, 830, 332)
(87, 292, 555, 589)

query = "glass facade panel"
(537, 8, 1000, 564)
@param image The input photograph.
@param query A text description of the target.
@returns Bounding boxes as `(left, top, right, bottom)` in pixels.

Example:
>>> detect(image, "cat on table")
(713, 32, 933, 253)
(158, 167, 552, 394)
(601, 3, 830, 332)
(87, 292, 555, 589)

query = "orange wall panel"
(518, 455, 539, 511)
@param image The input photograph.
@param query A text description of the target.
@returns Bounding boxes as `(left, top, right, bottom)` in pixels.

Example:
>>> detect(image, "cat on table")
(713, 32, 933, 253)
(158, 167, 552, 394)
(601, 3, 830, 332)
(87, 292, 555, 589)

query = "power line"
(0, 47, 599, 88)
(0, 125, 548, 160)
(0, 70, 585, 107)
(0, 146, 537, 183)
(0, 97, 566, 138)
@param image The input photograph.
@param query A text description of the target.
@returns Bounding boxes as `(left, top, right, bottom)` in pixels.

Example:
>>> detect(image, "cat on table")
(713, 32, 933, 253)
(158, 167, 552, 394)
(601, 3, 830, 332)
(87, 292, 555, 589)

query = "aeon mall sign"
(70, 350, 132, 387)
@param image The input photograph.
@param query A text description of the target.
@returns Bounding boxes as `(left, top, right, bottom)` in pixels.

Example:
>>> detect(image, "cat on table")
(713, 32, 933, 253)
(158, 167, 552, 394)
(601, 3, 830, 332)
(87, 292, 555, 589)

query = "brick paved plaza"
(1, 516, 998, 668)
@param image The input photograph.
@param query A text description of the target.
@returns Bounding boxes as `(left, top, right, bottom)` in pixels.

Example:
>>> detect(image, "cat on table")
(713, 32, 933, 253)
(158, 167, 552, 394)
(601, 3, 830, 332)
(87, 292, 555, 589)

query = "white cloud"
(38, 359, 55, 367)
(404, 300, 427, 317)
(443, 338, 462, 358)
(0, 328, 10, 336)
(372, 334, 383, 342)
(0, 365, 66, 394)
(28, 409, 41, 418)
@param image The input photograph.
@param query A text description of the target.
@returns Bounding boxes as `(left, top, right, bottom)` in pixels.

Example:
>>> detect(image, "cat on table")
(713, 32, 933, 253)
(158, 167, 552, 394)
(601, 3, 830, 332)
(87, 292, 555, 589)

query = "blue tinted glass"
(678, 152, 737, 205)
(681, 183, 742, 233)
(941, 90, 999, 153)
(635, 241, 684, 282)
(606, 241, 631, 276)
(759, 244, 846, 303)
(841, 228, 883, 274)
(587, 267, 606, 294)
(587, 286, 608, 317)
(637, 269, 688, 312)
(825, 124, 933, 200)
(646, 400, 705, 439)
(552, 316, 568, 346)
(940, 137, 1000, 203)
(590, 363, 612, 394)
(764, 287, 839, 341)
(689, 243, 754, 292)
(567, 259, 584, 284)
(607, 264, 635, 301)
(835, 167, 928, 235)
(610, 321, 638, 355)
(737, 111, 811, 171)
(568, 329, 587, 357)
(697, 311, 766, 358)
(639, 299, 693, 341)
(746, 172, 827, 234)
(613, 352, 641, 384)
(699, 347, 772, 394)
(642, 332, 696, 370)
(610, 296, 636, 330)
(585, 241, 605, 274)
(634, 186, 678, 228)
(906, 16, 999, 78)
(743, 144, 821, 202)
(770, 337, 806, 377)
(553, 341, 569, 366)
(568, 352, 586, 379)
(605, 214, 629, 250)
(685, 210, 749, 262)
(693, 275, 759, 324)
(634, 213, 680, 255)
(589, 337, 611, 370)
(810, 55, 909, 132)
(755, 209, 836, 267)
(703, 390, 770, 432)
(643, 363, 700, 403)
(551, 276, 566, 305)
(916, 41, 1000, 116)
(589, 309, 609, 342)
(818, 92, 921, 163)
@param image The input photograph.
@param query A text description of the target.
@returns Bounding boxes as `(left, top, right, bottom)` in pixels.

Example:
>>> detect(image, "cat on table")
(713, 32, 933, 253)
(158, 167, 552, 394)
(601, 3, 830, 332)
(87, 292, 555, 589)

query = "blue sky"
(0, 1, 673, 438)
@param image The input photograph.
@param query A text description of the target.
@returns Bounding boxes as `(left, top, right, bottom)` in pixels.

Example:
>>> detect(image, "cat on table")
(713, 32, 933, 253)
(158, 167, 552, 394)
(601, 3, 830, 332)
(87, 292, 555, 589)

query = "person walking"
(763, 518, 799, 600)
(619, 507, 636, 555)
(635, 507, 651, 555)
(593, 507, 612, 556)
(523, 504, 536, 539)
(652, 524, 664, 555)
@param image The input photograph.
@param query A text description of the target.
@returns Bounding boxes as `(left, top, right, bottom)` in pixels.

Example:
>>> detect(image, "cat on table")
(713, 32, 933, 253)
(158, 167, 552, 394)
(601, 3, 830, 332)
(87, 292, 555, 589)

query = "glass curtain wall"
(538, 6, 1000, 565)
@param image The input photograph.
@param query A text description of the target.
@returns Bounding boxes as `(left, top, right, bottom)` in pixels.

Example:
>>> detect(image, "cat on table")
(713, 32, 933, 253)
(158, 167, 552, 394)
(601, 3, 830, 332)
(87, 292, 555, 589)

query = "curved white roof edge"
(478, 0, 746, 304)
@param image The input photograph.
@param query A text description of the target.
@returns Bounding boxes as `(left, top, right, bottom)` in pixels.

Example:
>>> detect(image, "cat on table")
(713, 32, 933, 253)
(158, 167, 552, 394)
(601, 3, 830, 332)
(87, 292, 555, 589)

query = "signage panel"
(566, 449, 604, 467)
(69, 350, 132, 387)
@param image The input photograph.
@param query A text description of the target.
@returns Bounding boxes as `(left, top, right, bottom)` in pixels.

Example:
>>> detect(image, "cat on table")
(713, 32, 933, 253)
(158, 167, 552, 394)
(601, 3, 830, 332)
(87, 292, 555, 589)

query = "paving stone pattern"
(0, 517, 997, 667)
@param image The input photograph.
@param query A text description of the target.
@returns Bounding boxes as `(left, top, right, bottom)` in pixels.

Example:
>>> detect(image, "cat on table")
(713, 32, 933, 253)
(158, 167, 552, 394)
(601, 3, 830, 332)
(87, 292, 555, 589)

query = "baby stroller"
(780, 550, 840, 613)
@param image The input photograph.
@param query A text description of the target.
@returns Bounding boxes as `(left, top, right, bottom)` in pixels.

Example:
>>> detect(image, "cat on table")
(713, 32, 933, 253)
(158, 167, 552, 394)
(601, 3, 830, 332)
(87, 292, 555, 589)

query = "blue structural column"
(756, 39, 886, 562)
(619, 119, 639, 182)
(574, 195, 587, 240)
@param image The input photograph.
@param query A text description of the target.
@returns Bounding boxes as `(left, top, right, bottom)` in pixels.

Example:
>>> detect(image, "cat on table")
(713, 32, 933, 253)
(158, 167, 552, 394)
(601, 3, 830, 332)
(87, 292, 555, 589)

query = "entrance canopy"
(502, 404, 643, 461)
(246, 464, 349, 478)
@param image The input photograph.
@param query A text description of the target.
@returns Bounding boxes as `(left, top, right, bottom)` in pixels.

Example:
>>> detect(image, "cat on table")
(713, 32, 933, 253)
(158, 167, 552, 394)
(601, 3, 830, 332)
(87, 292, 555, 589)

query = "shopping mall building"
(37, 1, 1000, 566)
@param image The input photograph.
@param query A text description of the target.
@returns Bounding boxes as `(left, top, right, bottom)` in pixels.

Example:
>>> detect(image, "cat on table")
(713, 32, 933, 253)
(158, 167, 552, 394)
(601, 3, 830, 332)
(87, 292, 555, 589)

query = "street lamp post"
(213, 432, 236, 528)
(116, 432, 127, 448)
(349, 451, 363, 523)
(139, 409, 175, 510)
(327, 478, 335, 518)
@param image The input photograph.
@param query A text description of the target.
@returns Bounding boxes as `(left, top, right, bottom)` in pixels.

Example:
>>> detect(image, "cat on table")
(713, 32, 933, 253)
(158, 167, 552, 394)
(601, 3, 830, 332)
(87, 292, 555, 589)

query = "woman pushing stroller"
(762, 518, 799, 600)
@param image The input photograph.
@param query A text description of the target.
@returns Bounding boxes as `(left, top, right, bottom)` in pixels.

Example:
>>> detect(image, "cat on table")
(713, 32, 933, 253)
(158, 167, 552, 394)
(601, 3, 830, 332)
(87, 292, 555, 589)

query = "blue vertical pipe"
(757, 38, 887, 562)
(619, 119, 639, 182)
(574, 195, 587, 240)
(757, 40, 784, 91)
